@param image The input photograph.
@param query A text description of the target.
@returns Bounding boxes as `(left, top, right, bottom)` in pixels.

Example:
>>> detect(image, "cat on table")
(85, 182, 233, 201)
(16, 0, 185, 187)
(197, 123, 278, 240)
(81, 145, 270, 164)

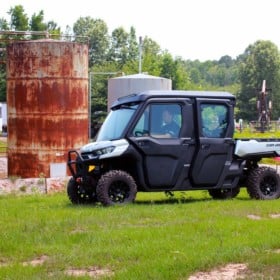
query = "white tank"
(107, 73, 172, 111)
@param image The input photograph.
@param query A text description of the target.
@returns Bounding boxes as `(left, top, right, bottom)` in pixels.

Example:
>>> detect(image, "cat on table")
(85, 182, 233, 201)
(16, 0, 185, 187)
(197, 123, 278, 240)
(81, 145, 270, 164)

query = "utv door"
(190, 99, 236, 187)
(129, 100, 195, 190)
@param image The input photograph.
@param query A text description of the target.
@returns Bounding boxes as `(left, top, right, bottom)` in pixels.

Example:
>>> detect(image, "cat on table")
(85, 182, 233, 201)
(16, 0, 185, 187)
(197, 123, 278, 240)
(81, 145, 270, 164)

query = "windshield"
(96, 104, 139, 141)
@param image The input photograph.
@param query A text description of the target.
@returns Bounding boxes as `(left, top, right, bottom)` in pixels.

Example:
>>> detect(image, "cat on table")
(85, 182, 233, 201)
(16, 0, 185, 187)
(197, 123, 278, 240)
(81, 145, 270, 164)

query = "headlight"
(96, 146, 115, 155)
(82, 146, 115, 159)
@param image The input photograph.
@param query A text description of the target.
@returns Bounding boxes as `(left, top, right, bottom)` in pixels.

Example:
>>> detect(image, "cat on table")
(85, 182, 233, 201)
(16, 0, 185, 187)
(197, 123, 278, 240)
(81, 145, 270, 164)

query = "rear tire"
(246, 166, 280, 200)
(208, 187, 240, 199)
(96, 170, 137, 206)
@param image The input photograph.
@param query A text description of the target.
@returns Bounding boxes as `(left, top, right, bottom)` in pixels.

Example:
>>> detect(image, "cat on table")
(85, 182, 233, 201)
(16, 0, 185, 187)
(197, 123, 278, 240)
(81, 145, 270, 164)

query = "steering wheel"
(134, 130, 149, 137)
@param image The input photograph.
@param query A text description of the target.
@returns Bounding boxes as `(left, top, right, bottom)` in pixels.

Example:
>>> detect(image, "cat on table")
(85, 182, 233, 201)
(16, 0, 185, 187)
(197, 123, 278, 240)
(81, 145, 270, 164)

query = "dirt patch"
(270, 213, 280, 219)
(247, 214, 261, 220)
(70, 227, 86, 234)
(65, 266, 114, 278)
(0, 259, 9, 267)
(247, 213, 280, 220)
(188, 263, 248, 280)
(22, 255, 49, 266)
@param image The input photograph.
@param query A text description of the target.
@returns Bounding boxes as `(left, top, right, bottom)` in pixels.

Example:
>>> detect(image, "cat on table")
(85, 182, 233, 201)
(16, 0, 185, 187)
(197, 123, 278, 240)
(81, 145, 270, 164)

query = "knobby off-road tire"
(67, 177, 96, 204)
(246, 166, 280, 200)
(96, 170, 137, 206)
(208, 187, 240, 199)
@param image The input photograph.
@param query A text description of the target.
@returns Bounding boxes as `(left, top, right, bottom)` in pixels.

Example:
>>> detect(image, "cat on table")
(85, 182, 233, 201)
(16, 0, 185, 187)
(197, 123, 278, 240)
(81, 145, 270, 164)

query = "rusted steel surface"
(7, 40, 89, 178)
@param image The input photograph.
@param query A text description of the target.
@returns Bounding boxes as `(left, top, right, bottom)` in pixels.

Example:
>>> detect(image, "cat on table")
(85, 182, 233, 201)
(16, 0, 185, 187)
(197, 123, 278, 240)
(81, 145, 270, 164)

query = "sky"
(1, 0, 280, 61)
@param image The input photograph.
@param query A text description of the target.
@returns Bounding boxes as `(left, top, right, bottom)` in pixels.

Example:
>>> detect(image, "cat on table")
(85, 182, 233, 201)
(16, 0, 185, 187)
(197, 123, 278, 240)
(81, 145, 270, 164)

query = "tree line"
(1, 5, 280, 123)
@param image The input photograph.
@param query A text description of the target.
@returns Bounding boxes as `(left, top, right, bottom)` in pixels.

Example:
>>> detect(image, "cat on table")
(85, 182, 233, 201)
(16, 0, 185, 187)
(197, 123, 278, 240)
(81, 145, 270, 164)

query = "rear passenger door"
(191, 98, 235, 187)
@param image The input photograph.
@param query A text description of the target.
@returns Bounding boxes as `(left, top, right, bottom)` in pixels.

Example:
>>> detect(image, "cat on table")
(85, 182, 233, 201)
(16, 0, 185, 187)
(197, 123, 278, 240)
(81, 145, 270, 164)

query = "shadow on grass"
(64, 189, 253, 208)
(65, 195, 252, 209)
(134, 196, 252, 205)
(134, 189, 252, 205)
(134, 196, 212, 205)
(64, 197, 210, 208)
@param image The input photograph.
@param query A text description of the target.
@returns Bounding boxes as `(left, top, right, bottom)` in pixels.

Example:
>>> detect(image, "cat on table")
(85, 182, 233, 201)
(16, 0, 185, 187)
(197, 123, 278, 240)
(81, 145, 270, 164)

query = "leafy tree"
(160, 52, 175, 79)
(142, 36, 161, 56)
(141, 36, 162, 75)
(208, 64, 232, 87)
(89, 62, 123, 125)
(0, 18, 9, 102)
(8, 5, 29, 31)
(184, 55, 240, 90)
(29, 10, 47, 39)
(73, 17, 109, 66)
(108, 27, 129, 65)
(127, 27, 138, 62)
(46, 21, 61, 37)
(172, 57, 191, 89)
(189, 67, 202, 84)
(108, 26, 139, 67)
(30, 11, 47, 31)
(237, 40, 280, 121)
(29, 11, 60, 37)
(121, 60, 138, 75)
(0, 18, 9, 31)
(159, 53, 190, 89)
(0, 19, 8, 102)
(218, 55, 234, 68)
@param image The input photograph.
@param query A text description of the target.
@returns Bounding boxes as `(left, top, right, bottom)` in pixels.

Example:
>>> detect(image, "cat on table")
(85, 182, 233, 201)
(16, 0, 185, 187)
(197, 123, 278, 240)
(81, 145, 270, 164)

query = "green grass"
(0, 139, 6, 147)
(0, 131, 280, 278)
(0, 190, 280, 279)
(234, 127, 280, 139)
(0, 139, 7, 156)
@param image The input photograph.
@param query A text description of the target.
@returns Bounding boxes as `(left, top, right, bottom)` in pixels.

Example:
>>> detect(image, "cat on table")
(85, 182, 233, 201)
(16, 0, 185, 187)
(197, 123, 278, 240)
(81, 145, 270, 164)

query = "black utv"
(67, 90, 280, 206)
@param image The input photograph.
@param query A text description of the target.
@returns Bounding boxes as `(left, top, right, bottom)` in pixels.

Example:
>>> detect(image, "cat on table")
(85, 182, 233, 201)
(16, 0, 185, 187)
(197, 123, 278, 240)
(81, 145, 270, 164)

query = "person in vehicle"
(202, 113, 227, 138)
(160, 109, 180, 137)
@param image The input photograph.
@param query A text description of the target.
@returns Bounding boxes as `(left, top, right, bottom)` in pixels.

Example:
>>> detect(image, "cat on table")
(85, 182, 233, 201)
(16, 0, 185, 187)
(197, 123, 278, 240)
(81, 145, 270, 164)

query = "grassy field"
(0, 129, 280, 279)
(0, 190, 280, 279)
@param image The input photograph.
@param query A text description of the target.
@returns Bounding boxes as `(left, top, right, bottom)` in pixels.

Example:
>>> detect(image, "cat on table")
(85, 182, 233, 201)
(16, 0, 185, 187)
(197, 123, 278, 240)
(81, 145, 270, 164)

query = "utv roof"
(111, 90, 235, 108)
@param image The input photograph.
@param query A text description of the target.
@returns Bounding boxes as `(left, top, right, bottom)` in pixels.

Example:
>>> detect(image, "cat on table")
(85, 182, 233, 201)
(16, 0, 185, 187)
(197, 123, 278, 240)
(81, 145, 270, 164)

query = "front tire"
(208, 187, 240, 199)
(96, 170, 137, 206)
(67, 177, 97, 204)
(246, 166, 280, 200)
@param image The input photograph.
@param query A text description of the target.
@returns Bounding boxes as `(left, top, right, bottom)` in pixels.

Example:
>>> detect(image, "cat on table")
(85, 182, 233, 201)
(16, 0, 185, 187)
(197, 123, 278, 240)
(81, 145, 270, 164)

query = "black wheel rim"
(77, 185, 94, 202)
(108, 181, 130, 203)
(260, 176, 277, 196)
(222, 189, 230, 194)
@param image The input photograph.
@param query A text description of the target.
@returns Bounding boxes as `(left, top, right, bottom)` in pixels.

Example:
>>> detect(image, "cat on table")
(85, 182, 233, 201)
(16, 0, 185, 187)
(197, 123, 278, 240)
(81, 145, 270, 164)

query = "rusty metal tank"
(7, 40, 89, 178)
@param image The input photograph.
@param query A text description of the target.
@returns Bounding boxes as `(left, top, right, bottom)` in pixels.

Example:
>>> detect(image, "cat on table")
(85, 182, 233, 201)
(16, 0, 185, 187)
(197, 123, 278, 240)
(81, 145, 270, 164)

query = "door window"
(200, 104, 228, 138)
(133, 104, 182, 138)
